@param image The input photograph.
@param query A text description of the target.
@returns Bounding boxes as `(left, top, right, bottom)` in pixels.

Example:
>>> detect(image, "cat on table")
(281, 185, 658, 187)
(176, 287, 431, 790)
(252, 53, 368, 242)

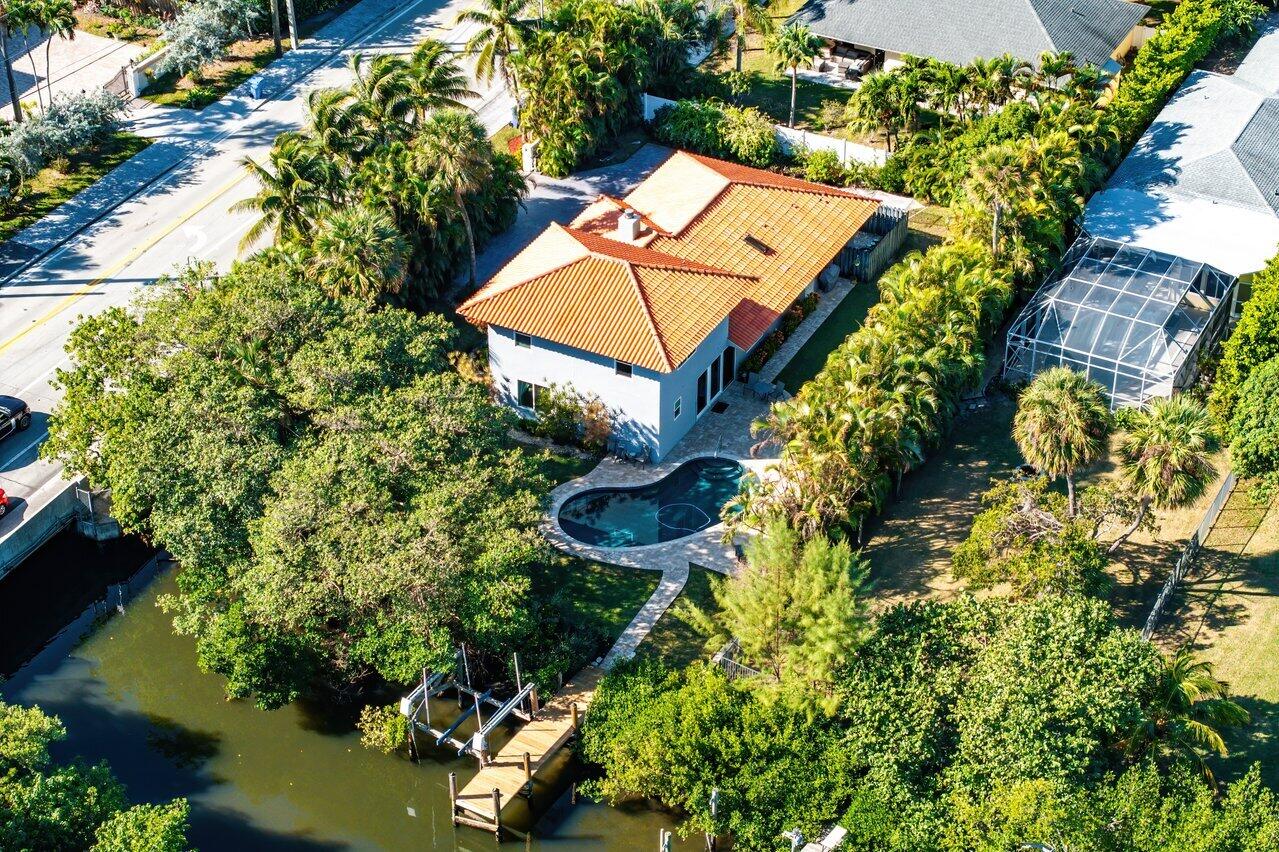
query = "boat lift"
(398, 648, 541, 767)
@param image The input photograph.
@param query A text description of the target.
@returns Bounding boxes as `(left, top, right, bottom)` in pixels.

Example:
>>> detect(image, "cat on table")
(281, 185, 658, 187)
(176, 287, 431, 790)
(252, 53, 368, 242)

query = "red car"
(0, 487, 7, 518)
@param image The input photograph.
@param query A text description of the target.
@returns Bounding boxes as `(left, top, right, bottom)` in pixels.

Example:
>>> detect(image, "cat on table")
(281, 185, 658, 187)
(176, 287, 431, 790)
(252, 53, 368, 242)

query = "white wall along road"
(0, 0, 516, 573)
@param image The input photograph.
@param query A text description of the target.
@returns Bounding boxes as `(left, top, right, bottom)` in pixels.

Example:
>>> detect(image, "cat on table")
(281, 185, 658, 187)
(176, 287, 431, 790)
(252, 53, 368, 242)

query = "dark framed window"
(517, 381, 547, 409)
(710, 356, 722, 397)
(696, 372, 708, 413)
(615, 360, 633, 377)
(514, 332, 532, 349)
(673, 397, 682, 418)
(722, 347, 736, 386)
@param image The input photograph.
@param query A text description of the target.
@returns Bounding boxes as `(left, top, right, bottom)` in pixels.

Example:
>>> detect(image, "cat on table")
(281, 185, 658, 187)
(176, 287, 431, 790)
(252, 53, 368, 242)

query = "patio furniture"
(748, 378, 775, 400)
(767, 380, 789, 401)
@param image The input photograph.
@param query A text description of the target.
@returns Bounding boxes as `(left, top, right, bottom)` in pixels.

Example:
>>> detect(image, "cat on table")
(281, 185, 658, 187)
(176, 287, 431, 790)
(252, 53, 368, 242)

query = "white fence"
(642, 93, 887, 167)
(1140, 472, 1236, 641)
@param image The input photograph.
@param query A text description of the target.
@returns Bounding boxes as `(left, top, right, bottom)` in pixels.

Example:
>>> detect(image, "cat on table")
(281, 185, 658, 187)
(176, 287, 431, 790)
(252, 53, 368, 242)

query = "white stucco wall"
(487, 322, 739, 461)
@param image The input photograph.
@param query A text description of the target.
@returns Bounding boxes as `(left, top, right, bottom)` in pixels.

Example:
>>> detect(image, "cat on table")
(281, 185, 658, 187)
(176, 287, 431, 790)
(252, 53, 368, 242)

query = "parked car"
(0, 487, 7, 518)
(0, 395, 32, 442)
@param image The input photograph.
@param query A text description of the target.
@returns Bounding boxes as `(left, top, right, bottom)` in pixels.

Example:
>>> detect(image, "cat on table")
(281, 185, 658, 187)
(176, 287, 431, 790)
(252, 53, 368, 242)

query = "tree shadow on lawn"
(860, 395, 1022, 609)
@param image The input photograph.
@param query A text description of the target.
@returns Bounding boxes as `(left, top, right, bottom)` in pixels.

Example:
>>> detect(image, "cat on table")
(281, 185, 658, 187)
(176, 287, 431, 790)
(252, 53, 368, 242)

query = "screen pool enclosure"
(1004, 234, 1238, 408)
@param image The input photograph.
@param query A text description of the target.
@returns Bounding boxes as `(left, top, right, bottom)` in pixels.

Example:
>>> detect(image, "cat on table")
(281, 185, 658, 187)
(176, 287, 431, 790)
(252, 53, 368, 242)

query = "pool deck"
(544, 277, 866, 667)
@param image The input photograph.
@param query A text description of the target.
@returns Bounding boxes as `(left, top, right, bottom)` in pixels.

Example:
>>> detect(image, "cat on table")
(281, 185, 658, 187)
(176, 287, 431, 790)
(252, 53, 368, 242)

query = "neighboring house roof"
(458, 151, 879, 372)
(1083, 18, 1279, 277)
(791, 0, 1149, 69)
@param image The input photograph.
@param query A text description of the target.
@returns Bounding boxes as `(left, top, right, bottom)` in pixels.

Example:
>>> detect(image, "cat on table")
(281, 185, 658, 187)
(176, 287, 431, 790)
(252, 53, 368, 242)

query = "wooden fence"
(839, 206, 909, 283)
(1141, 472, 1236, 641)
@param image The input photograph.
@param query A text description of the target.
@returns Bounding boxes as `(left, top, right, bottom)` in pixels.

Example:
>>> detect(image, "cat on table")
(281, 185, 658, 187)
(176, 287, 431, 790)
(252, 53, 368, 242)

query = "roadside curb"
(0, 0, 430, 289)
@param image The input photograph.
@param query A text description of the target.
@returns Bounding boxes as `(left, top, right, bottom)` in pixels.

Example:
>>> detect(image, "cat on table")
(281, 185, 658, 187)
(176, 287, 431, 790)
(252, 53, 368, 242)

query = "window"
(710, 356, 722, 397)
(615, 360, 633, 378)
(673, 397, 682, 419)
(722, 347, 736, 386)
(516, 380, 547, 410)
(696, 372, 708, 413)
(514, 332, 531, 349)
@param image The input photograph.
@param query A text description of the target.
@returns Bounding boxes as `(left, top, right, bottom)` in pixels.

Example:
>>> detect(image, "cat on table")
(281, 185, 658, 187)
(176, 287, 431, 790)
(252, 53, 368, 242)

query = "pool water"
(558, 457, 746, 547)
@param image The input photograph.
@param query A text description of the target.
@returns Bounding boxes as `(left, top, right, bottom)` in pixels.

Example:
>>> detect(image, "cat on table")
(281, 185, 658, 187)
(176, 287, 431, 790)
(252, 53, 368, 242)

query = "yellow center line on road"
(0, 170, 251, 357)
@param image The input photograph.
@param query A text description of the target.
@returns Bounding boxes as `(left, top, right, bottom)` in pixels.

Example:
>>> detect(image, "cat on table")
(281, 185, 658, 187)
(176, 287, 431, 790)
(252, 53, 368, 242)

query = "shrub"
(156, 0, 265, 78)
(526, 383, 612, 453)
(816, 98, 848, 132)
(741, 293, 820, 375)
(800, 147, 847, 185)
(0, 89, 126, 183)
(652, 99, 778, 167)
(1209, 254, 1279, 425)
(357, 704, 409, 754)
(1224, 358, 1279, 499)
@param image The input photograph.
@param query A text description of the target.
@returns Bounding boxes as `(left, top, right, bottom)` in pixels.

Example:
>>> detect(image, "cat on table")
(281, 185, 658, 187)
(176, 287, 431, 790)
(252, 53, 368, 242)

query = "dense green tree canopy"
(44, 259, 552, 706)
(0, 702, 191, 851)
(584, 596, 1266, 851)
(1224, 358, 1279, 499)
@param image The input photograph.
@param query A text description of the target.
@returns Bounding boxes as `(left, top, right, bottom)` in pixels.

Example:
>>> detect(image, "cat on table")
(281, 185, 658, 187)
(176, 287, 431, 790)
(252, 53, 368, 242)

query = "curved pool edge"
(540, 453, 760, 575)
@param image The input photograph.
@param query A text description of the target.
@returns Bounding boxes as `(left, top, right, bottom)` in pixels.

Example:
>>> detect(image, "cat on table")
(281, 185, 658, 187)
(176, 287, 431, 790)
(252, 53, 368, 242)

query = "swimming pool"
(557, 457, 746, 548)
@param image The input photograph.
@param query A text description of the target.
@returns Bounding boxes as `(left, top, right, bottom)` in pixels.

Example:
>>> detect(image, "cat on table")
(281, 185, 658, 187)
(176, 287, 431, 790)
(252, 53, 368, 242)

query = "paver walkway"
(539, 272, 875, 667)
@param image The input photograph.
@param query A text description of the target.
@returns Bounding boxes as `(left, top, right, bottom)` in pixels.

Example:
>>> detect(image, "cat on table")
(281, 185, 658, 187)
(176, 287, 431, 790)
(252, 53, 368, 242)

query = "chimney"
(617, 209, 642, 241)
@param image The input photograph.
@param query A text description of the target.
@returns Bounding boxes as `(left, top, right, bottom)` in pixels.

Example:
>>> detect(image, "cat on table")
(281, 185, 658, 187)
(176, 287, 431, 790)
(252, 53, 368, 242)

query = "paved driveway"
(0, 29, 145, 121)
(473, 144, 676, 284)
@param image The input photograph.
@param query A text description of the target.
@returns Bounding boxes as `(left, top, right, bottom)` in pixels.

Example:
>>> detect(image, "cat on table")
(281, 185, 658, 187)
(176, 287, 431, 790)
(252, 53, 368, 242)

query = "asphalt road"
(0, 0, 513, 540)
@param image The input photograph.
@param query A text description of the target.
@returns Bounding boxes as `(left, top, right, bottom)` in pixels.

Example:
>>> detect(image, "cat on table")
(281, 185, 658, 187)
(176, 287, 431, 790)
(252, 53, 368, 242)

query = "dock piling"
(449, 772, 457, 817)
(570, 702, 579, 732)
(523, 751, 532, 796)
(492, 788, 502, 837)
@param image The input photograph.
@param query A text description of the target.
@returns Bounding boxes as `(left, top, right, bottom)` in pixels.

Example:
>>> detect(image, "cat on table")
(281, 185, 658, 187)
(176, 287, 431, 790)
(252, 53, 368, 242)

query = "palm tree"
(1108, 397, 1217, 554)
(1013, 366, 1110, 517)
(13, 0, 42, 111)
(404, 39, 476, 122)
(456, 0, 531, 105)
(40, 0, 74, 108)
(1125, 649, 1249, 785)
(0, 1, 21, 123)
(416, 109, 494, 287)
(347, 52, 413, 133)
(727, 0, 774, 73)
(844, 71, 902, 151)
(305, 87, 373, 163)
(766, 24, 820, 128)
(306, 205, 409, 300)
(964, 142, 1033, 258)
(231, 137, 340, 251)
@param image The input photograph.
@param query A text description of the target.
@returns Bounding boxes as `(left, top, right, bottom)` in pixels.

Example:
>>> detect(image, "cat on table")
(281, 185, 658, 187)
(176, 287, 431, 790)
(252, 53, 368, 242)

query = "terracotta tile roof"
(458, 151, 880, 372)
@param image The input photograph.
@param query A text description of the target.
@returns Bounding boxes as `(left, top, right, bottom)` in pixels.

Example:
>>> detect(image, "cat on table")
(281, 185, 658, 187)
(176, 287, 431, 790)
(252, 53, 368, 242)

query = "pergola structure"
(1004, 234, 1238, 408)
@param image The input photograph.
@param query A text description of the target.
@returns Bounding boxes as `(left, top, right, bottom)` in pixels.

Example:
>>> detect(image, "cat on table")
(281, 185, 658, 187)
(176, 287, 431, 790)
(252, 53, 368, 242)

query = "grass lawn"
(1171, 502, 1279, 787)
(144, 37, 286, 110)
(638, 566, 721, 666)
(774, 281, 878, 391)
(711, 0, 861, 130)
(0, 131, 151, 244)
(529, 445, 600, 486)
(532, 555, 660, 646)
(860, 395, 1023, 608)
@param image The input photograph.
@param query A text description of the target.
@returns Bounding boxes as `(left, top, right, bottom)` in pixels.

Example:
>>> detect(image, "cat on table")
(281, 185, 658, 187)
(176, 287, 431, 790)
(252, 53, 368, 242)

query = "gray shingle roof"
(791, 0, 1149, 68)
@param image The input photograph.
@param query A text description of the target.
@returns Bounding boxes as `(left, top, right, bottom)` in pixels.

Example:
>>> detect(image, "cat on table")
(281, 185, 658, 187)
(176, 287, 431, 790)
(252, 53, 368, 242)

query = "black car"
(0, 395, 32, 442)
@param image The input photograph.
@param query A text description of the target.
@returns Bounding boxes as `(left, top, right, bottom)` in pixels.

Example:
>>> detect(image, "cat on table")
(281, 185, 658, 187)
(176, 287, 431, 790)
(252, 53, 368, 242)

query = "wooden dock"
(451, 665, 605, 837)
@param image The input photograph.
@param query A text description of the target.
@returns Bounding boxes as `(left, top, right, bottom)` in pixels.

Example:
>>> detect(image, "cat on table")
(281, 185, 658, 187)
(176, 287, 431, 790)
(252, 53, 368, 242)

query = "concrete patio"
(538, 275, 870, 663)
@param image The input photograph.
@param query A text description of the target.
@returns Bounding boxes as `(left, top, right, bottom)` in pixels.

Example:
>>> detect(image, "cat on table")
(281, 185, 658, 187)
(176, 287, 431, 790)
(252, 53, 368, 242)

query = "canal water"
(0, 532, 697, 850)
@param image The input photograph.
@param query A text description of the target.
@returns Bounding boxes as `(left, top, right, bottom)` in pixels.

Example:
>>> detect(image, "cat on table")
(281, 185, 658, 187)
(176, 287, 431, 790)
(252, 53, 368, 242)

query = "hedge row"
(741, 0, 1265, 534)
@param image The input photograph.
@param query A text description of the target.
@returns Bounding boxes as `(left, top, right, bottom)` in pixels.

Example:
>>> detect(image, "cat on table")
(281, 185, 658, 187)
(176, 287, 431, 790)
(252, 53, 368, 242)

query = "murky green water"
(1, 538, 696, 850)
